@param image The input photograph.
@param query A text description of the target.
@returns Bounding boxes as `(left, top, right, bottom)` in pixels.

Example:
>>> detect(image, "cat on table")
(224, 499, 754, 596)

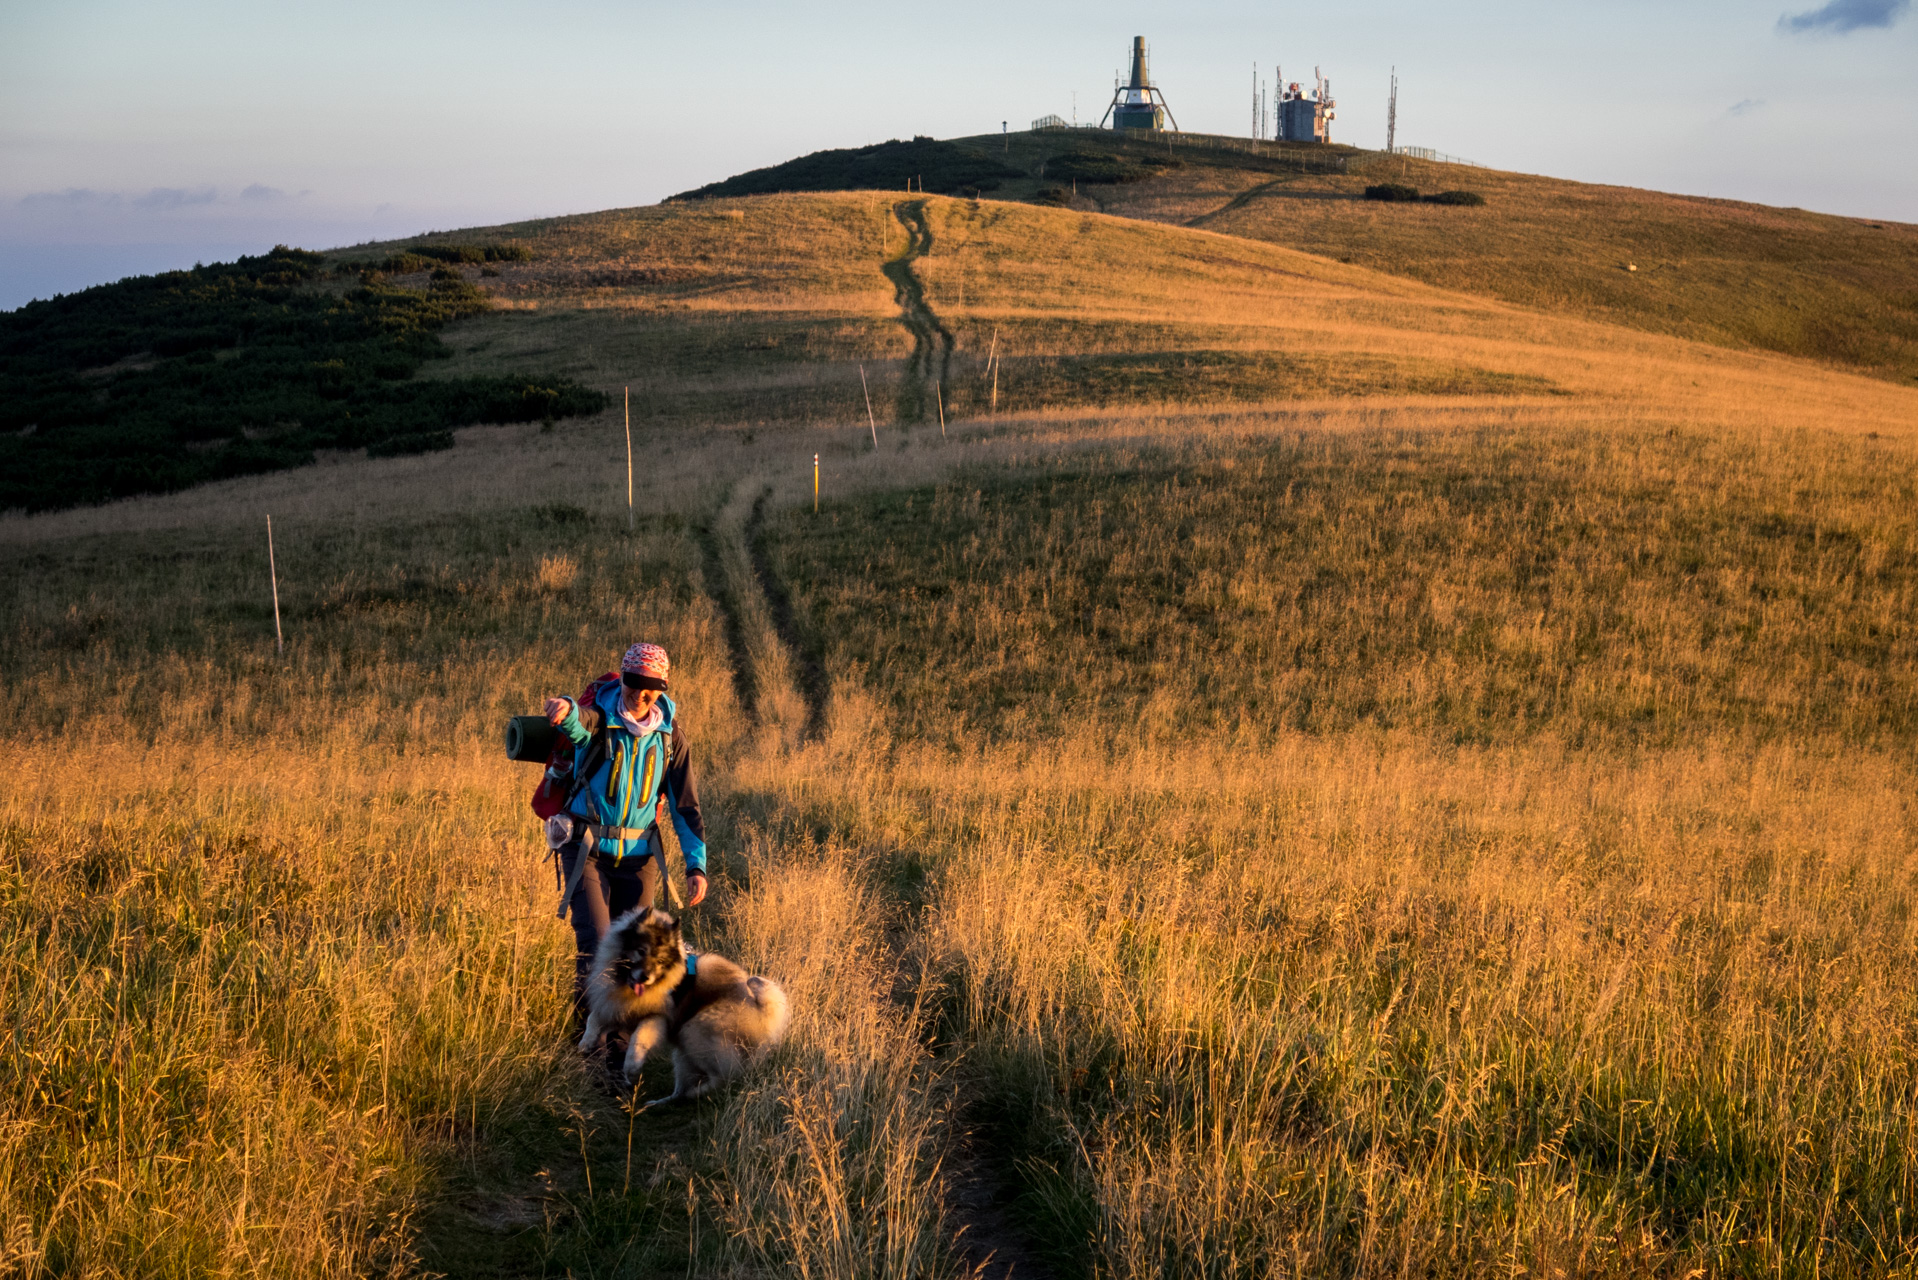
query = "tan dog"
(578, 906, 790, 1105)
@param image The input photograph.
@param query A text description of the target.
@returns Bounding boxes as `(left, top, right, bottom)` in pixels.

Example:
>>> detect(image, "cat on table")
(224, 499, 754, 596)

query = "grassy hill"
(676, 128, 1918, 386)
(6, 188, 1918, 1277)
(975, 129, 1918, 385)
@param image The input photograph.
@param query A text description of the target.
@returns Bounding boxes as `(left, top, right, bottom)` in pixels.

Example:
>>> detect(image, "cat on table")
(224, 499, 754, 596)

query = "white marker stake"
(986, 326, 1000, 416)
(624, 386, 634, 531)
(267, 515, 284, 655)
(860, 364, 877, 447)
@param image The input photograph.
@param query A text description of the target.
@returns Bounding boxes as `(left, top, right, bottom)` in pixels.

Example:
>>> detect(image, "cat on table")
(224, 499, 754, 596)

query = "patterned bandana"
(621, 641, 670, 690)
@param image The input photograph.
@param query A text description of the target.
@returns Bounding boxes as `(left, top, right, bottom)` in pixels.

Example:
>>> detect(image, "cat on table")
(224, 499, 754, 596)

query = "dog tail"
(746, 975, 791, 1046)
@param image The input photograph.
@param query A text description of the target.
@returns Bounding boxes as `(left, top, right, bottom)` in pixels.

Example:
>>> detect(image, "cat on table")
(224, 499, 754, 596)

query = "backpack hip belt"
(587, 823, 651, 842)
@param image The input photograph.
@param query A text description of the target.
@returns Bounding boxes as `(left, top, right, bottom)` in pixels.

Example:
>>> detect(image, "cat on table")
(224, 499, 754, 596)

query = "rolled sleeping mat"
(505, 714, 560, 762)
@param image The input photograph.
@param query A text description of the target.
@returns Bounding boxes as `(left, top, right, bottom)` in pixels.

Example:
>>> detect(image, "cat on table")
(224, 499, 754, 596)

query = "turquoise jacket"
(558, 684, 707, 874)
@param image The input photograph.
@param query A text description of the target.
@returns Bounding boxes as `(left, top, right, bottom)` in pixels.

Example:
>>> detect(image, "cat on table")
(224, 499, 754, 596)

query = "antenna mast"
(1386, 67, 1398, 153)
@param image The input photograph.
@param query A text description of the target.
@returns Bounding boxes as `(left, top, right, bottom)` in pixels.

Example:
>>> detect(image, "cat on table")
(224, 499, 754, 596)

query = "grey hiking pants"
(559, 830, 661, 1025)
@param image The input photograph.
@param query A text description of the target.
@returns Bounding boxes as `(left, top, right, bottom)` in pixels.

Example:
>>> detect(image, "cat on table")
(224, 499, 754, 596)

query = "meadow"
(4, 184, 1918, 1278)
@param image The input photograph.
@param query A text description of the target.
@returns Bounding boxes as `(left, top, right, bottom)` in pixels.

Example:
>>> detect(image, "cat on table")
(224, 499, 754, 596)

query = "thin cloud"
(1779, 0, 1910, 33)
(240, 183, 285, 201)
(1728, 98, 1766, 116)
(133, 186, 217, 210)
(20, 187, 118, 208)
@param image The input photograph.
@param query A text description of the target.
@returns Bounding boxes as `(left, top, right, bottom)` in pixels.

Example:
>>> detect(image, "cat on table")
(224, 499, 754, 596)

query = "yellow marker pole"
(937, 382, 946, 441)
(813, 453, 820, 513)
(624, 387, 634, 531)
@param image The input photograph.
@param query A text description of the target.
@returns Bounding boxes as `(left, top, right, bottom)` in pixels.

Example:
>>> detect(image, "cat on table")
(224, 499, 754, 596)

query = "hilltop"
(12, 176, 1913, 516)
(682, 128, 1918, 386)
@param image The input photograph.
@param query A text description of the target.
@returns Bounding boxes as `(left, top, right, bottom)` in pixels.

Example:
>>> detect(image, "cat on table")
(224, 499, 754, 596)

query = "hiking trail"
(883, 199, 955, 425)
(702, 469, 1054, 1279)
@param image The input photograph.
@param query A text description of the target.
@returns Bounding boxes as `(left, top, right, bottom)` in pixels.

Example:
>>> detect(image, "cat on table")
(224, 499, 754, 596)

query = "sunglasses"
(621, 672, 667, 691)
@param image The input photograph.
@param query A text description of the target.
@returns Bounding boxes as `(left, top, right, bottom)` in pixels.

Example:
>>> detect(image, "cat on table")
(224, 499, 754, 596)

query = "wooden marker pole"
(624, 386, 634, 531)
(266, 515, 284, 655)
(860, 365, 877, 447)
(936, 382, 946, 440)
(813, 453, 820, 513)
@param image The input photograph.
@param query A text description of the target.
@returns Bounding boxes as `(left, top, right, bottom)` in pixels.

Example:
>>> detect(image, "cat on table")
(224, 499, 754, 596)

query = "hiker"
(543, 641, 709, 1026)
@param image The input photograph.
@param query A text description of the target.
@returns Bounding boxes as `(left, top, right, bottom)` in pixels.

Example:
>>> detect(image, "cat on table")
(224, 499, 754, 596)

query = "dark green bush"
(674, 137, 1022, 199)
(411, 244, 534, 264)
(367, 429, 456, 458)
(1364, 183, 1422, 202)
(1045, 151, 1169, 185)
(1423, 190, 1486, 206)
(1028, 187, 1073, 207)
(356, 244, 533, 277)
(0, 245, 603, 511)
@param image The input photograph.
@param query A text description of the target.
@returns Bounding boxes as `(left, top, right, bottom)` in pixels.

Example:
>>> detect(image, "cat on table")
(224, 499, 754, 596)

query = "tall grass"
(762, 419, 1918, 1276)
(6, 188, 1918, 1278)
(0, 483, 960, 1277)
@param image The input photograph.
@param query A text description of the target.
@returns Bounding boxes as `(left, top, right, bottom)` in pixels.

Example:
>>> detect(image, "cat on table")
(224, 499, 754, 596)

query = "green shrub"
(1046, 151, 1169, 185)
(355, 245, 533, 278)
(1028, 187, 1073, 207)
(0, 245, 603, 511)
(1364, 183, 1422, 202)
(673, 137, 1022, 199)
(1424, 190, 1486, 206)
(411, 244, 533, 265)
(367, 429, 456, 457)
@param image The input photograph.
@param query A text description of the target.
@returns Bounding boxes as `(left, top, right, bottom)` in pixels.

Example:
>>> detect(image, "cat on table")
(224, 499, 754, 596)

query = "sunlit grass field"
(5, 186, 1918, 1277)
(764, 418, 1918, 1276)
(1045, 133, 1918, 386)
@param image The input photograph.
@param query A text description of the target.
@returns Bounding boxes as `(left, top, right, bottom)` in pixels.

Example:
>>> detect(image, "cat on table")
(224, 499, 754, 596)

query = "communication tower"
(1101, 36, 1179, 131)
(1277, 68, 1335, 143)
(1386, 68, 1398, 153)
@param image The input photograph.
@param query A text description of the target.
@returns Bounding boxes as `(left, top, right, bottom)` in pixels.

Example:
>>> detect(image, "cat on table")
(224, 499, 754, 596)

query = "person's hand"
(686, 872, 708, 907)
(544, 696, 572, 726)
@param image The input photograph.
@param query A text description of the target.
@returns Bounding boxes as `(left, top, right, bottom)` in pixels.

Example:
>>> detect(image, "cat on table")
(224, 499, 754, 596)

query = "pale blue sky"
(3, 0, 1913, 310)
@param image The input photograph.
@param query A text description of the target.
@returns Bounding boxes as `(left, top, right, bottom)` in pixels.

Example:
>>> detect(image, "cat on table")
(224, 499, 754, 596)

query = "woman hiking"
(543, 641, 709, 1029)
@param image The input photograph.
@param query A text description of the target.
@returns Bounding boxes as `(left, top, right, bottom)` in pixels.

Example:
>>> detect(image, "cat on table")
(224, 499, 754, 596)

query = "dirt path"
(882, 199, 955, 425)
(744, 487, 829, 740)
(701, 467, 1054, 1278)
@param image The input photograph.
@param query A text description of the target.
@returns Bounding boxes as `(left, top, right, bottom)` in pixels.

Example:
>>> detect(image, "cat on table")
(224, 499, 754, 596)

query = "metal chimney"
(1128, 36, 1148, 89)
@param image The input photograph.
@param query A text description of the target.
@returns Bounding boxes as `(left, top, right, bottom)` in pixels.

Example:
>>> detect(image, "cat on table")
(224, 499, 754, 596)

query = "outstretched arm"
(664, 728, 708, 904)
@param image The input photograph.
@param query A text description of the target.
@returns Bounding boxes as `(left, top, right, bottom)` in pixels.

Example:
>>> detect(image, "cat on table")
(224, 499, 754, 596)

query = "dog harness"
(665, 952, 721, 1039)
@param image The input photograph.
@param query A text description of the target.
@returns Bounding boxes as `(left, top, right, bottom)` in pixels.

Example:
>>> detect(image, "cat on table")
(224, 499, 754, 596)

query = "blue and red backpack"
(530, 671, 620, 820)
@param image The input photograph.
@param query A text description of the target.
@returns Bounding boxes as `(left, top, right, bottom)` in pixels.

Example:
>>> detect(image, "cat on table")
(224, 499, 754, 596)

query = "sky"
(2, 0, 1914, 311)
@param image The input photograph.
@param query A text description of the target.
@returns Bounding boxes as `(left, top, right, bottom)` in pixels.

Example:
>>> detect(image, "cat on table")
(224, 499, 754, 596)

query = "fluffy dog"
(578, 906, 791, 1105)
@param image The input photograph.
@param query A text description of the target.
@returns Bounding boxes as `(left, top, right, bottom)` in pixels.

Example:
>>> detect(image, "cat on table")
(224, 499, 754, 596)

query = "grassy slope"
(971, 130, 1918, 384)
(6, 193, 1918, 1277)
(760, 417, 1918, 1277)
(350, 189, 1918, 443)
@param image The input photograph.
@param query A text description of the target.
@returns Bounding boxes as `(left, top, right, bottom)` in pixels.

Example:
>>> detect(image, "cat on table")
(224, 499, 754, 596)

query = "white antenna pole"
(1386, 68, 1398, 154)
(624, 385, 634, 531)
(860, 364, 878, 446)
(266, 515, 284, 655)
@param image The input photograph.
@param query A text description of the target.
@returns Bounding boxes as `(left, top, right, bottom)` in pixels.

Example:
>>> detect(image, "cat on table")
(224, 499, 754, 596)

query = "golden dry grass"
(1056, 139, 1918, 384)
(5, 190, 1918, 1278)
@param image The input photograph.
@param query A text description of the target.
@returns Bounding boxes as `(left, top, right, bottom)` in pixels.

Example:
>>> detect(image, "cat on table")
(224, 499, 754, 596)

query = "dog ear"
(661, 913, 680, 932)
